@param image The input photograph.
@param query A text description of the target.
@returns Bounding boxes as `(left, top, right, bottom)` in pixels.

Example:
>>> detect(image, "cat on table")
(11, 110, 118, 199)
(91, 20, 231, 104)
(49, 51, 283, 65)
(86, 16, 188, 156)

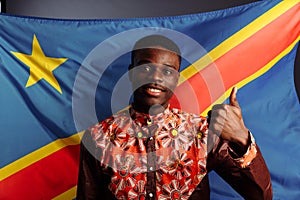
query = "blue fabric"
(209, 43, 300, 200)
(1, 0, 299, 198)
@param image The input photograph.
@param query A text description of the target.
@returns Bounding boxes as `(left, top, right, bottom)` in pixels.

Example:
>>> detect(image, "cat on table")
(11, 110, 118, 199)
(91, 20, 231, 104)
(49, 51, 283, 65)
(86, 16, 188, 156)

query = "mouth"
(143, 85, 165, 96)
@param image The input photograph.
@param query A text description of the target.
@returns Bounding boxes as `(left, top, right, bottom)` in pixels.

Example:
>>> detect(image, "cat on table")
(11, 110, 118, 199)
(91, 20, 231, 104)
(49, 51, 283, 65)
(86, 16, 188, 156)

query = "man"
(77, 35, 272, 199)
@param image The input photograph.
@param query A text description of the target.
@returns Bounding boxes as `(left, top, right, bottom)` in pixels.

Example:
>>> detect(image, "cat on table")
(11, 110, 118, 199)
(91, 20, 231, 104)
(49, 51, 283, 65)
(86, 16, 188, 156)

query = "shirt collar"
(129, 104, 171, 126)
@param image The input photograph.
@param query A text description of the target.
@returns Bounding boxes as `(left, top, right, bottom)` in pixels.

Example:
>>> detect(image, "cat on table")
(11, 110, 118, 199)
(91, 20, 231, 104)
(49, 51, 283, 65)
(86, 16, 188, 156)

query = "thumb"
(229, 86, 240, 107)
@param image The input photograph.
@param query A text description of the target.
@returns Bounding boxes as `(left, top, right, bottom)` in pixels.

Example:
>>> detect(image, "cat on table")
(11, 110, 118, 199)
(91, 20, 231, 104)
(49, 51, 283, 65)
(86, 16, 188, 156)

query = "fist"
(208, 87, 249, 146)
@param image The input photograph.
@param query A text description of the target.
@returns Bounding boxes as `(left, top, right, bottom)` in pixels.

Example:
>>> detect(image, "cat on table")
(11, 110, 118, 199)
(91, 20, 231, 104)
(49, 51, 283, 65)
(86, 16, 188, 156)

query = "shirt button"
(149, 193, 153, 198)
(137, 132, 143, 138)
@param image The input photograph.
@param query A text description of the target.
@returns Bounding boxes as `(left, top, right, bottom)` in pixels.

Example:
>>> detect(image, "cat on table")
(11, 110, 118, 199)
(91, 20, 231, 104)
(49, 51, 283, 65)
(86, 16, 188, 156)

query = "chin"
(143, 101, 163, 108)
(133, 91, 171, 109)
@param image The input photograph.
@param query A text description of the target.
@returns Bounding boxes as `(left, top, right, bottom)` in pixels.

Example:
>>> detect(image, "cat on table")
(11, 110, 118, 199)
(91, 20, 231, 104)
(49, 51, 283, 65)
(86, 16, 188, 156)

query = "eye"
(143, 65, 152, 72)
(162, 68, 175, 76)
(136, 64, 152, 73)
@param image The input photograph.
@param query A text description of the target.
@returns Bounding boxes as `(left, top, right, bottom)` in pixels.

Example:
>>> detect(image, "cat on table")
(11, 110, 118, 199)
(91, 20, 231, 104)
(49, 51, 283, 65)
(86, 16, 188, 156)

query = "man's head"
(128, 35, 181, 114)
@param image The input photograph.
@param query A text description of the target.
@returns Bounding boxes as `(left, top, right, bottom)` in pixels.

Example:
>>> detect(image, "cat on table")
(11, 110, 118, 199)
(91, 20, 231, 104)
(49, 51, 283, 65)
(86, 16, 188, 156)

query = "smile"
(147, 88, 162, 93)
(143, 85, 165, 96)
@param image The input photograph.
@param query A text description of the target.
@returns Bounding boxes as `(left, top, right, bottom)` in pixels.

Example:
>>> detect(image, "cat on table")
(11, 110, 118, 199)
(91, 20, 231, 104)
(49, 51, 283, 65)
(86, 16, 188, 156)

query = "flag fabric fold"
(0, 0, 299, 199)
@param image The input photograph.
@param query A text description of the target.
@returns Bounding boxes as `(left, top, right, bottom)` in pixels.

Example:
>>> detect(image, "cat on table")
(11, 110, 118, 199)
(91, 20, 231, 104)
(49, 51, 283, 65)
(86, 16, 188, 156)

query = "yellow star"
(11, 34, 68, 94)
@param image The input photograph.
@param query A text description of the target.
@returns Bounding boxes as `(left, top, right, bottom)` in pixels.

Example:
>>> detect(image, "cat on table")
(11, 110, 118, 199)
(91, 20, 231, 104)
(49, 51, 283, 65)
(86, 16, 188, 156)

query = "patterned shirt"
(84, 106, 257, 200)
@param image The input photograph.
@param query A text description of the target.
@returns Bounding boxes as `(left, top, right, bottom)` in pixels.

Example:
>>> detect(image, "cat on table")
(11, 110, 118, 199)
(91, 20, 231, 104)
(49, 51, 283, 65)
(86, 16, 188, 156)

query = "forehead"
(134, 46, 178, 55)
(133, 47, 180, 66)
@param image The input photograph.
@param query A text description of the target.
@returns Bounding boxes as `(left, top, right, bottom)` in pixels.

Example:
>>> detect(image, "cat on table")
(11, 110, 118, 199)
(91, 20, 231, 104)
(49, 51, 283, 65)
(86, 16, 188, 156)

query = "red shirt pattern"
(89, 107, 208, 199)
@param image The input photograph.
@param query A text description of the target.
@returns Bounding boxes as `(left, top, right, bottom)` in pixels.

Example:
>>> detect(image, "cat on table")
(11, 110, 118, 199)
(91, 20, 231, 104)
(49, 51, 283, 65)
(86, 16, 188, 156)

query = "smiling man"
(128, 37, 181, 115)
(77, 35, 272, 200)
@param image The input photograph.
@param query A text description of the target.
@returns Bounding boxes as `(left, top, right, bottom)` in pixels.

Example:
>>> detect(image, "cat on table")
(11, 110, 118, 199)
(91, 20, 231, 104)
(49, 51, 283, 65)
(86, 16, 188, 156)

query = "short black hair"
(130, 35, 181, 69)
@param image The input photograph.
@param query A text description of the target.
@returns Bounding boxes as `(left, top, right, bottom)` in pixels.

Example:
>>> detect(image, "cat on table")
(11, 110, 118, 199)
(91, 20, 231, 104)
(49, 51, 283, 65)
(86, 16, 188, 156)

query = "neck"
(132, 103, 168, 115)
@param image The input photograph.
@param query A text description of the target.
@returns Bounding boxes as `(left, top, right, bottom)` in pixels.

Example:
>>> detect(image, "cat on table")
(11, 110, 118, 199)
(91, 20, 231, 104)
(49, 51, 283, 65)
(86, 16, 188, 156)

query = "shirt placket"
(145, 117, 158, 200)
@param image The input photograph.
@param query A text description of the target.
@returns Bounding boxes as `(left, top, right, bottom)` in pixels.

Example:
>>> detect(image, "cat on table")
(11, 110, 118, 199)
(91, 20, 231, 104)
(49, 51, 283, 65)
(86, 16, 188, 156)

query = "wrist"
(229, 130, 251, 157)
(235, 128, 250, 147)
(231, 132, 257, 168)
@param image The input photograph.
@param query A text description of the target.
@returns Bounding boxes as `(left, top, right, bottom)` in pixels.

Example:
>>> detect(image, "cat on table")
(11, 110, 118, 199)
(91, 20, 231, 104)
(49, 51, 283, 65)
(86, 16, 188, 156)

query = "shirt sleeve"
(207, 132, 273, 200)
(76, 130, 117, 200)
(228, 131, 258, 168)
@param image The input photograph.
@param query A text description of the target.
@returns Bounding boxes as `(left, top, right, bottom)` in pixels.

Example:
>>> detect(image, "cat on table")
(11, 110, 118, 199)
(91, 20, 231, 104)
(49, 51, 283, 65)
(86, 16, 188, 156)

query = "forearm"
(76, 131, 114, 200)
(226, 145, 272, 200)
(208, 134, 272, 200)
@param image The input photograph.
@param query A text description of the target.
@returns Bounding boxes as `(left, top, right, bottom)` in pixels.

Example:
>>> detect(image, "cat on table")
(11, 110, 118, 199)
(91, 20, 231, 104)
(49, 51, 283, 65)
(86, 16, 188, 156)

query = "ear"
(174, 71, 180, 85)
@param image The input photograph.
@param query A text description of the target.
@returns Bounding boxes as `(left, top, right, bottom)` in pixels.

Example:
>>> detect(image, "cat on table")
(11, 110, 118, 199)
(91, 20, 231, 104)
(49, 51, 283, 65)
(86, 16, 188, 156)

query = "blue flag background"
(0, 0, 299, 199)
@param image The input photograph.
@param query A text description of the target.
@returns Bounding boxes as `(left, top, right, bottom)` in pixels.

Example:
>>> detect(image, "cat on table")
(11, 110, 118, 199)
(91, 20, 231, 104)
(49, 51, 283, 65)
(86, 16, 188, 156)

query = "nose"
(151, 67, 163, 83)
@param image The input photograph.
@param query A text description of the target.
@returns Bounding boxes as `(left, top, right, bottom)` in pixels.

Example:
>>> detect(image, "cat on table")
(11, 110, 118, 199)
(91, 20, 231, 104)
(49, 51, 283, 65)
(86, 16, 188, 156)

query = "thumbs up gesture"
(208, 87, 249, 148)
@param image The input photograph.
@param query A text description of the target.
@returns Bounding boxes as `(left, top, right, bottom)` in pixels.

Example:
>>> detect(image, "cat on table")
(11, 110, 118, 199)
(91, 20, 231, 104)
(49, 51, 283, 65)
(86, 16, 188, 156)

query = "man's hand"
(208, 87, 249, 148)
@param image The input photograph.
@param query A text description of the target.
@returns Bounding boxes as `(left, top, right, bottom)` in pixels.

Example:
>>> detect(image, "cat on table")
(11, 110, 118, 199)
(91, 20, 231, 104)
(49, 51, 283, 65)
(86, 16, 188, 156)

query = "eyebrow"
(136, 60, 151, 65)
(136, 61, 178, 71)
(164, 64, 178, 71)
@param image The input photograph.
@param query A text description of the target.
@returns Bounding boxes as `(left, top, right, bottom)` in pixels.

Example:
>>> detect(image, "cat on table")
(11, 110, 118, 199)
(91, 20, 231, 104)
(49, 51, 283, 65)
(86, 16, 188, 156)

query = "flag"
(0, 0, 299, 199)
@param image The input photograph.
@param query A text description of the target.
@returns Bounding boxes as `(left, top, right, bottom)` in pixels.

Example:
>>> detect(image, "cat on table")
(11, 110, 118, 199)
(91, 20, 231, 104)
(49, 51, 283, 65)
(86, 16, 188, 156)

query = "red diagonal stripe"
(0, 145, 80, 200)
(2, 3, 299, 199)
(171, 3, 300, 114)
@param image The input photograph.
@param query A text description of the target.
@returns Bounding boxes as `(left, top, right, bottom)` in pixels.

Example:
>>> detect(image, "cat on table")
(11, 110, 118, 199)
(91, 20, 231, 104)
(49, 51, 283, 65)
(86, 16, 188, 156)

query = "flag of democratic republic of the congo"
(0, 0, 299, 199)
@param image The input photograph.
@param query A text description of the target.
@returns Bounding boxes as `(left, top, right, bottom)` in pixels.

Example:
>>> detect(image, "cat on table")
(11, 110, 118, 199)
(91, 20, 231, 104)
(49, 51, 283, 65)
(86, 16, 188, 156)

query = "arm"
(76, 131, 116, 200)
(207, 133, 272, 200)
(208, 87, 272, 199)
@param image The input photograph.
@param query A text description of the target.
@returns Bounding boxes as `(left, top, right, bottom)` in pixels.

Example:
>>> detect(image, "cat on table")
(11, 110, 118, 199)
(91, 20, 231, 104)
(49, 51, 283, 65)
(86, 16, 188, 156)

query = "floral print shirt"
(77, 106, 272, 200)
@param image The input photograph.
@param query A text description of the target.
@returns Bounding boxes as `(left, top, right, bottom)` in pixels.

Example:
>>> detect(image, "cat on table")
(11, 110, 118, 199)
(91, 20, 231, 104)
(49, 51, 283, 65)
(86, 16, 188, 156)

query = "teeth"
(148, 88, 161, 92)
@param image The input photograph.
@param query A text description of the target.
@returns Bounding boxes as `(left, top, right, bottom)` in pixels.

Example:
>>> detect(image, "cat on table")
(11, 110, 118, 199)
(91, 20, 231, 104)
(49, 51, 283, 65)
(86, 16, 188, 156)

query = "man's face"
(129, 47, 180, 112)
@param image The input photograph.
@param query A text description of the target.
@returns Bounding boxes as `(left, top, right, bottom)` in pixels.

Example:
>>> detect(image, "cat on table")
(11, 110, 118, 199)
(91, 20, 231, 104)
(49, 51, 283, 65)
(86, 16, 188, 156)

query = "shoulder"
(169, 108, 209, 136)
(170, 107, 207, 124)
(89, 109, 131, 134)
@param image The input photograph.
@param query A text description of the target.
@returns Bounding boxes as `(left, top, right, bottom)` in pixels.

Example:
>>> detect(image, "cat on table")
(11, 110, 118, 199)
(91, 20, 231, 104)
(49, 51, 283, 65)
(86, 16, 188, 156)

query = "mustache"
(131, 81, 175, 93)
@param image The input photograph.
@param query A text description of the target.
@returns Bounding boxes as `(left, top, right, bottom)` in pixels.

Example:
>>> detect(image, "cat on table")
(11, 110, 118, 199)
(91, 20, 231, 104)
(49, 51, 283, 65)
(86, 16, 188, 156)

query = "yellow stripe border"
(1, 131, 84, 181)
(52, 186, 77, 200)
(201, 35, 300, 116)
(2, 0, 298, 183)
(1, 0, 299, 199)
(178, 0, 299, 84)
